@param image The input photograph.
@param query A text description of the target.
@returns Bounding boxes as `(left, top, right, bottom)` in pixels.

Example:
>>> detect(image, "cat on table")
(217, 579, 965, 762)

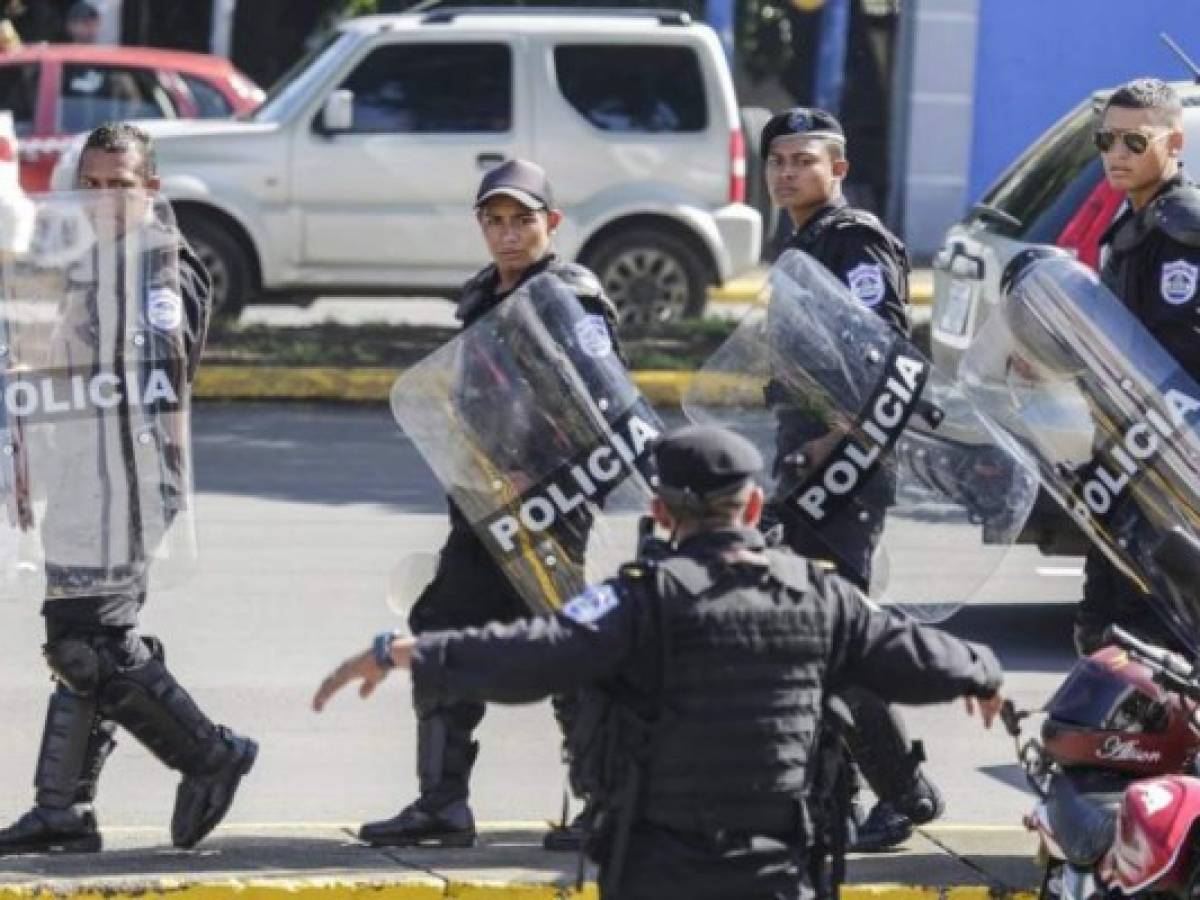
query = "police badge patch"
(847, 262, 886, 308)
(1161, 260, 1199, 306)
(575, 315, 612, 358)
(562, 583, 620, 624)
(147, 287, 184, 331)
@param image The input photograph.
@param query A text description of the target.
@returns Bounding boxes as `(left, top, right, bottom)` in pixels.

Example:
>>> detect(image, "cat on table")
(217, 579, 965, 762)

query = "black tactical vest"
(639, 548, 833, 835)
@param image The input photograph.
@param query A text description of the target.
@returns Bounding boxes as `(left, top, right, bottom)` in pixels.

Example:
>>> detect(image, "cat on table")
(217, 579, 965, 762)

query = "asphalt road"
(0, 404, 1081, 837)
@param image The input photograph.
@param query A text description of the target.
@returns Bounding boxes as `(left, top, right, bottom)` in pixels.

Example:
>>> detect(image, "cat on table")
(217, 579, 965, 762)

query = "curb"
(193, 367, 694, 407)
(0, 882, 1036, 899)
(709, 269, 933, 306)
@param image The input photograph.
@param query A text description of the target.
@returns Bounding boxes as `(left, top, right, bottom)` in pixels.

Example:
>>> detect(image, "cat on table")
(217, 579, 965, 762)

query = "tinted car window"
(554, 45, 707, 133)
(338, 43, 511, 134)
(978, 101, 1101, 241)
(60, 64, 179, 133)
(0, 63, 39, 136)
(180, 73, 232, 118)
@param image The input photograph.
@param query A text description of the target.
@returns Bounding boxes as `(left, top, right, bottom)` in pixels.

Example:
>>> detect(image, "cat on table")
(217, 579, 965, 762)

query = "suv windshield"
(976, 100, 1104, 242)
(253, 29, 363, 124)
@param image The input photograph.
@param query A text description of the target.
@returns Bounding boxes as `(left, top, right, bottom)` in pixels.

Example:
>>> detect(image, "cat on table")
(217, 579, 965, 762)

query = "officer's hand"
(312, 639, 414, 712)
(965, 693, 1004, 729)
(788, 419, 850, 472)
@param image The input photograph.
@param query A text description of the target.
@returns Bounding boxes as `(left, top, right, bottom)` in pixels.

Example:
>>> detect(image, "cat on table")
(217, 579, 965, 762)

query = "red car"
(0, 43, 264, 192)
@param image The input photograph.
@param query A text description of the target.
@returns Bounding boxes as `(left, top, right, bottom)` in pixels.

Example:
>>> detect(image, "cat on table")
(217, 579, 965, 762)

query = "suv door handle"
(476, 153, 505, 170)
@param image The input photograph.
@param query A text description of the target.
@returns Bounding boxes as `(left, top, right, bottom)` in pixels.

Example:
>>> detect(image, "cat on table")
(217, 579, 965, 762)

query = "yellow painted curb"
(0, 884, 1035, 900)
(194, 366, 401, 403)
(710, 270, 933, 306)
(0, 881, 596, 899)
(195, 367, 696, 407)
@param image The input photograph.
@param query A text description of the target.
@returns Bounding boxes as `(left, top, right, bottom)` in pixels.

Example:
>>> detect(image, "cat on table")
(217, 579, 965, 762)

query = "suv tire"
(178, 213, 252, 320)
(582, 228, 708, 325)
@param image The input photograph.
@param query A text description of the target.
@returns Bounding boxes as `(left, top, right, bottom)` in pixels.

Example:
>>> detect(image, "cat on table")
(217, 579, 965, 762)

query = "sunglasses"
(1094, 128, 1169, 154)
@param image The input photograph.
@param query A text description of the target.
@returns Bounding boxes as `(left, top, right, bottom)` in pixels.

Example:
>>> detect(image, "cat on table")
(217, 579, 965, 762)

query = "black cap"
(760, 107, 845, 160)
(67, 1, 99, 21)
(654, 425, 763, 505)
(474, 159, 553, 211)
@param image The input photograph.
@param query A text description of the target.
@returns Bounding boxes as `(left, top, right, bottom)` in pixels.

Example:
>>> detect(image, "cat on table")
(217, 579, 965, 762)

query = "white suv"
(57, 9, 761, 322)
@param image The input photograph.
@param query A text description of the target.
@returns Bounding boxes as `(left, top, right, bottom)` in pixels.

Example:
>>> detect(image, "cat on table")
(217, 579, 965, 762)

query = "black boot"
(99, 656, 257, 849)
(359, 707, 479, 848)
(0, 687, 101, 856)
(850, 773, 945, 853)
(842, 688, 943, 852)
(359, 798, 477, 848)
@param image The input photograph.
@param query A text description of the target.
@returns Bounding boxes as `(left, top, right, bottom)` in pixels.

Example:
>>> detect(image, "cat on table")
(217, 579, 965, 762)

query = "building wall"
(968, 0, 1200, 203)
(897, 0, 979, 258)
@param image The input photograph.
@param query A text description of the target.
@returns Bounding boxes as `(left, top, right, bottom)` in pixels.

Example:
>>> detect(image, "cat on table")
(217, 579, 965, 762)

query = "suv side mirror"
(320, 90, 353, 133)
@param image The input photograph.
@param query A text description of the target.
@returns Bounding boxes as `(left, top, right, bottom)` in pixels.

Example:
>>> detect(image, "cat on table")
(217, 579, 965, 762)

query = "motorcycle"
(1002, 624, 1200, 900)
(961, 249, 1200, 900)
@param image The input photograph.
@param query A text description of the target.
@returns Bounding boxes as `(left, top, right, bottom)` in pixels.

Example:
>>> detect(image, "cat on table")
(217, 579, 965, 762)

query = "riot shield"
(960, 252, 1200, 656)
(0, 190, 196, 601)
(684, 249, 1038, 621)
(390, 274, 662, 615)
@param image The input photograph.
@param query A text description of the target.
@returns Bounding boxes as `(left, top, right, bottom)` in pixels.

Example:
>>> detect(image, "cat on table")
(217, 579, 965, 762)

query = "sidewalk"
(193, 276, 934, 406)
(0, 823, 1039, 898)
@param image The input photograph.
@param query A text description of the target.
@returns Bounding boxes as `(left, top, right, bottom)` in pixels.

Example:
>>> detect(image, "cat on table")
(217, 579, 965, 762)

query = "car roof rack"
(420, 6, 691, 26)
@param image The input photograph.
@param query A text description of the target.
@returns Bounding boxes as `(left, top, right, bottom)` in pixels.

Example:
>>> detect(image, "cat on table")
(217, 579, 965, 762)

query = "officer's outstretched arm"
(312, 580, 640, 712)
(826, 574, 1003, 707)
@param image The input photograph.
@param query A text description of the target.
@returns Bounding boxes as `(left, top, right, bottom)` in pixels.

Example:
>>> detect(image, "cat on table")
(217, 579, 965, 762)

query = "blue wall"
(967, 1, 1200, 204)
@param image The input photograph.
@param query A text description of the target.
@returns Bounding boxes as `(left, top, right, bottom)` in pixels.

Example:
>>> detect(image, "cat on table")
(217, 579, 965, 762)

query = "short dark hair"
(79, 122, 156, 179)
(1104, 78, 1183, 124)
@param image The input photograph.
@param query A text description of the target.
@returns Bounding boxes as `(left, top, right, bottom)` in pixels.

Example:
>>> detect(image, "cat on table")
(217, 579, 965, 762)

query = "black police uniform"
(761, 108, 937, 850)
(0, 238, 257, 856)
(1075, 170, 1200, 656)
(403, 426, 1003, 900)
(358, 250, 622, 847)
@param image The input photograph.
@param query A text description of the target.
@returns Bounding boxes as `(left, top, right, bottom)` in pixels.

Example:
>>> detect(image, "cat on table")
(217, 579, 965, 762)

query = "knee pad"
(43, 639, 103, 698)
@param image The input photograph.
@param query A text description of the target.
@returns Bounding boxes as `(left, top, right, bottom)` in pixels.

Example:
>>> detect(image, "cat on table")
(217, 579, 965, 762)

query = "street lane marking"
(1035, 566, 1083, 577)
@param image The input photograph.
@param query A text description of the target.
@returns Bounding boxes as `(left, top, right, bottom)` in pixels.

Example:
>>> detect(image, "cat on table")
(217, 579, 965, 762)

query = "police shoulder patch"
(575, 314, 612, 358)
(562, 583, 620, 625)
(1161, 259, 1199, 306)
(846, 262, 886, 307)
(147, 287, 183, 331)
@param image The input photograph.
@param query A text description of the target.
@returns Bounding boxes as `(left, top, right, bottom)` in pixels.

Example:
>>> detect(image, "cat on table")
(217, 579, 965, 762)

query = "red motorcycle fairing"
(1102, 775, 1200, 893)
(1042, 647, 1196, 777)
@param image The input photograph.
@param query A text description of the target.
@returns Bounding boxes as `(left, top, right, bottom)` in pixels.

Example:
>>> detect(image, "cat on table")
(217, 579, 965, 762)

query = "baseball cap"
(654, 425, 763, 505)
(760, 107, 845, 160)
(474, 159, 554, 211)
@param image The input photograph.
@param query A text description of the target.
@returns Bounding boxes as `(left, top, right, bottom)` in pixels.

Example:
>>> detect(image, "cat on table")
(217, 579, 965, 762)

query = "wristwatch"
(372, 629, 403, 670)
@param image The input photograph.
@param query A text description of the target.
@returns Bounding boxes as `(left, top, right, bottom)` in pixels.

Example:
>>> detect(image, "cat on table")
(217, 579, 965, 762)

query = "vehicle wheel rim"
(601, 247, 689, 325)
(192, 240, 231, 313)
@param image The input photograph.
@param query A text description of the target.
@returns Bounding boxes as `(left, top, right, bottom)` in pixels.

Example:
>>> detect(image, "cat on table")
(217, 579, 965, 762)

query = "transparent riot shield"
(961, 253, 1200, 656)
(0, 190, 196, 601)
(391, 273, 663, 615)
(684, 249, 1038, 621)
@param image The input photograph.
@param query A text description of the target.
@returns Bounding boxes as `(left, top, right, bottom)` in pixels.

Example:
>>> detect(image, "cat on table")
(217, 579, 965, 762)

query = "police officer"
(356, 159, 620, 850)
(315, 424, 1005, 900)
(1072, 78, 1200, 657)
(0, 122, 256, 856)
(760, 106, 940, 851)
